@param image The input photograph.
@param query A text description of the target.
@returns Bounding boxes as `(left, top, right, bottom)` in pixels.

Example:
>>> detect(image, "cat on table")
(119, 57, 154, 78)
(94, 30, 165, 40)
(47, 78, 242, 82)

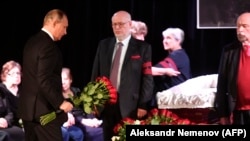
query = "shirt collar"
(41, 28, 54, 41)
(116, 35, 131, 46)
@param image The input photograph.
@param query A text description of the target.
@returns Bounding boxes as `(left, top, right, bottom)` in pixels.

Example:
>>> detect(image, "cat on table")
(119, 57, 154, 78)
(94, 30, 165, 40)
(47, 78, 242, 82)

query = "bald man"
(91, 10, 153, 141)
(19, 9, 73, 141)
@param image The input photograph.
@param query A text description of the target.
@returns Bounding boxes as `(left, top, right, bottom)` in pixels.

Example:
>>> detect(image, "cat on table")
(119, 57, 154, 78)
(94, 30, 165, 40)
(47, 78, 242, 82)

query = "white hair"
(162, 27, 184, 44)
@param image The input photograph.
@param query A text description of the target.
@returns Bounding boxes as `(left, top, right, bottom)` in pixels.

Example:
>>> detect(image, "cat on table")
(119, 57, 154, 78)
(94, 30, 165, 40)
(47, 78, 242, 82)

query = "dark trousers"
(0, 130, 10, 141)
(102, 103, 122, 141)
(0, 126, 24, 141)
(233, 110, 250, 124)
(76, 121, 104, 141)
(23, 120, 63, 141)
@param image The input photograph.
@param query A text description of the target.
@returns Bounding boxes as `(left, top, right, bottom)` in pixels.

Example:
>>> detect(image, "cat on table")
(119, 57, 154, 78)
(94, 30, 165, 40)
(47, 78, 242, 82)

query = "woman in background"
(61, 68, 84, 141)
(61, 67, 103, 141)
(131, 20, 148, 41)
(0, 60, 25, 141)
(61, 111, 84, 141)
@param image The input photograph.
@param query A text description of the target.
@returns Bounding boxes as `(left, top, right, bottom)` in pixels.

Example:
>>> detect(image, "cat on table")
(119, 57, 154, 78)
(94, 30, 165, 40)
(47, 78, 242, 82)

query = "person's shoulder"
(0, 83, 5, 88)
(0, 83, 7, 97)
(224, 40, 241, 50)
(0, 83, 7, 92)
(170, 49, 190, 62)
(131, 37, 151, 46)
(99, 37, 115, 44)
(26, 30, 51, 44)
(29, 30, 45, 38)
(171, 49, 187, 56)
(70, 87, 81, 95)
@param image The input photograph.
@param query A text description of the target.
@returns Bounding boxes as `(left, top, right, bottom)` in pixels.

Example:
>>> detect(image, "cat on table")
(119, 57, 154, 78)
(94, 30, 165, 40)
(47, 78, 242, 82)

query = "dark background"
(0, 0, 241, 89)
(198, 0, 250, 28)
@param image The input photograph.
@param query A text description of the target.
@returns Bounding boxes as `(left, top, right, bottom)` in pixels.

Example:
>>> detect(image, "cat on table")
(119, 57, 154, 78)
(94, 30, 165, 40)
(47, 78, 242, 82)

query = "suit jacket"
(215, 40, 241, 118)
(91, 36, 153, 118)
(18, 30, 67, 124)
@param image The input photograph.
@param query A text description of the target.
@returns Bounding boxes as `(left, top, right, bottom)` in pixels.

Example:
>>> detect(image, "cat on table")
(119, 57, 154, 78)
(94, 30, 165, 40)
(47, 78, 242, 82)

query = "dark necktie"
(110, 42, 123, 89)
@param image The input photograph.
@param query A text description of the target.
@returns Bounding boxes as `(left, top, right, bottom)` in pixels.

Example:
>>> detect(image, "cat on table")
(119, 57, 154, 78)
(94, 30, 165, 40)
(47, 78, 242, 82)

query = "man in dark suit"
(215, 12, 250, 125)
(18, 9, 73, 141)
(91, 10, 153, 141)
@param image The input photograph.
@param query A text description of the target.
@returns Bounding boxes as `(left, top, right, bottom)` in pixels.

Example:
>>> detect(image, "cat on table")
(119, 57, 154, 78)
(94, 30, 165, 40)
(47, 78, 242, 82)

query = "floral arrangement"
(71, 76, 117, 114)
(146, 108, 192, 125)
(40, 76, 117, 126)
(112, 108, 194, 141)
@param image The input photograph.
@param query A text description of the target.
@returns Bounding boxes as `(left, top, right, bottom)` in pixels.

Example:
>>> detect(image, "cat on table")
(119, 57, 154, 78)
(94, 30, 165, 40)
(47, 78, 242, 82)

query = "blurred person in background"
(152, 27, 191, 91)
(215, 12, 250, 125)
(62, 67, 103, 141)
(151, 27, 192, 108)
(0, 60, 25, 141)
(131, 20, 148, 41)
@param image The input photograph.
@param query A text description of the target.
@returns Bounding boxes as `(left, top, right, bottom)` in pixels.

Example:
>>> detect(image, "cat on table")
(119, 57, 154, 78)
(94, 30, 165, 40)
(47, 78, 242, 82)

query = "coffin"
(168, 108, 218, 124)
(156, 74, 219, 124)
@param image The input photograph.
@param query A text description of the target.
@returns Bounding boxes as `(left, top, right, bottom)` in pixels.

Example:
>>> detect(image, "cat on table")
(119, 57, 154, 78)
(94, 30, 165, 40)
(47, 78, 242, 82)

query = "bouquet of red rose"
(40, 76, 117, 126)
(71, 76, 117, 114)
(146, 108, 193, 125)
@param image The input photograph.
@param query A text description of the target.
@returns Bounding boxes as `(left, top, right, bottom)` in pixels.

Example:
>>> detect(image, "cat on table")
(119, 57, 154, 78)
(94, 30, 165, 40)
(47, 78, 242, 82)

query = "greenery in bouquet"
(40, 76, 117, 126)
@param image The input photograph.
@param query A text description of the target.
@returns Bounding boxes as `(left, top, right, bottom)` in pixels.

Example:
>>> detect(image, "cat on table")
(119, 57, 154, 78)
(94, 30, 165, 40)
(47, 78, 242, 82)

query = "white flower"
(134, 120, 141, 125)
(111, 136, 120, 141)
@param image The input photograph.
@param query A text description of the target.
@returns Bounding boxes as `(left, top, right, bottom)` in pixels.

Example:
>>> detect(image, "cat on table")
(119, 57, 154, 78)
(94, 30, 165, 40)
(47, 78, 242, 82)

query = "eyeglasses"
(7, 72, 21, 77)
(112, 21, 129, 27)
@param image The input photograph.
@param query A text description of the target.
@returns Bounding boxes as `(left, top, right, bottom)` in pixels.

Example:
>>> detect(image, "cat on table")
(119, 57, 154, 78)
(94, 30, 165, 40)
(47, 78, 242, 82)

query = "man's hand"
(137, 108, 147, 119)
(60, 100, 73, 113)
(63, 113, 75, 127)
